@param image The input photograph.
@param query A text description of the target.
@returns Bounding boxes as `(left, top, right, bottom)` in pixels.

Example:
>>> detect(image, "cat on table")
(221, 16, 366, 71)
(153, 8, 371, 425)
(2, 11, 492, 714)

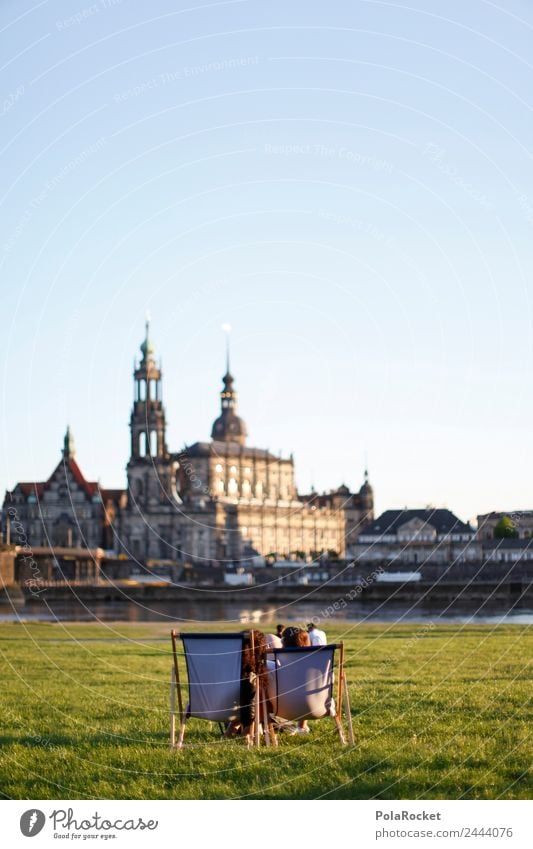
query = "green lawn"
(0, 621, 531, 799)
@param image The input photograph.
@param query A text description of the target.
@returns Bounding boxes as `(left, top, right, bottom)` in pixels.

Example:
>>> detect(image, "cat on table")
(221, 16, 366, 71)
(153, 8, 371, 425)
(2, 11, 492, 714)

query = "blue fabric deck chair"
(268, 643, 354, 745)
(170, 631, 254, 748)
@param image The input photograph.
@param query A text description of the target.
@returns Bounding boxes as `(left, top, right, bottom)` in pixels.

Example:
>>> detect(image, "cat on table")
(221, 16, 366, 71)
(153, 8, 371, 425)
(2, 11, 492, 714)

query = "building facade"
(3, 428, 123, 551)
(120, 324, 374, 562)
(3, 324, 374, 563)
(476, 511, 533, 540)
(349, 508, 478, 566)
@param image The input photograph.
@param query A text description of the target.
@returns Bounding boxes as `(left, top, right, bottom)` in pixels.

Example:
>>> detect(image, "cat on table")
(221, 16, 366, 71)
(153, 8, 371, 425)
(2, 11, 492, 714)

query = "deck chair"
(269, 643, 354, 745)
(170, 631, 255, 749)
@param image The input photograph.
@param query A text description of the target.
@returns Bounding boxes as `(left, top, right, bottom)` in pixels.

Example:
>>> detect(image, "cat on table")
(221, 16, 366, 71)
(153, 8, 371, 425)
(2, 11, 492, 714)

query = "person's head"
(276, 624, 285, 637)
(282, 626, 311, 647)
(265, 633, 283, 650)
(307, 623, 315, 632)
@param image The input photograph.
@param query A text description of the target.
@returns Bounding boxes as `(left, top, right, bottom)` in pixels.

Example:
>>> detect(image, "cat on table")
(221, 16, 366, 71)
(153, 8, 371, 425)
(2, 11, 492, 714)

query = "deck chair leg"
(261, 688, 272, 748)
(334, 715, 347, 746)
(343, 675, 355, 745)
(335, 641, 347, 745)
(171, 630, 187, 750)
(263, 682, 278, 747)
(254, 678, 261, 748)
(170, 666, 176, 749)
(177, 717, 187, 749)
(265, 704, 278, 747)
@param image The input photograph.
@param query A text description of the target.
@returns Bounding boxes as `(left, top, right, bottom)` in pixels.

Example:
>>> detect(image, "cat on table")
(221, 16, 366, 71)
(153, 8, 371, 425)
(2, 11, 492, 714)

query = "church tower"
(122, 321, 180, 562)
(130, 319, 166, 460)
(210, 342, 247, 446)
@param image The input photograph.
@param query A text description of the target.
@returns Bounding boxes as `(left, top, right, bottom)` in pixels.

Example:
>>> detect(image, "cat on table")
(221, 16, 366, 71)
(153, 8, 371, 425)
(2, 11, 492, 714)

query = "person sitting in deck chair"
(265, 632, 283, 651)
(226, 630, 274, 739)
(282, 626, 310, 648)
(277, 626, 312, 734)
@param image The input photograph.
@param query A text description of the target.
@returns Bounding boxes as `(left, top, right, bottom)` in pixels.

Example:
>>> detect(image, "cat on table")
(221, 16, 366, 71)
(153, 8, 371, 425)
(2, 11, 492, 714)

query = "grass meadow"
(0, 620, 531, 800)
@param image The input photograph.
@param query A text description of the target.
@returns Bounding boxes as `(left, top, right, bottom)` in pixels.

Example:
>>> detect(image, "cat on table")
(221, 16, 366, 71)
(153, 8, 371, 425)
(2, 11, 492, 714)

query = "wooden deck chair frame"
(270, 641, 354, 746)
(170, 630, 268, 749)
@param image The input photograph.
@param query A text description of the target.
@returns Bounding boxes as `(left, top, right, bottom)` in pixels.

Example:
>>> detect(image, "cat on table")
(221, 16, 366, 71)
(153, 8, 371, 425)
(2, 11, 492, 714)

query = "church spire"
(211, 325, 247, 445)
(63, 425, 75, 460)
(140, 313, 155, 364)
(222, 322, 232, 377)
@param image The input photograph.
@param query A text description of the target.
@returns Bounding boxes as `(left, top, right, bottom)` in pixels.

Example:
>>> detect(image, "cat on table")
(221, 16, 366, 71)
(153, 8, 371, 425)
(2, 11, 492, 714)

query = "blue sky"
(1, 0, 533, 523)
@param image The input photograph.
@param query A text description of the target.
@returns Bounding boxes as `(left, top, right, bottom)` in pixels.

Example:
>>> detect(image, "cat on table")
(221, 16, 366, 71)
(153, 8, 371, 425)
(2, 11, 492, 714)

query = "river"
(1, 599, 532, 625)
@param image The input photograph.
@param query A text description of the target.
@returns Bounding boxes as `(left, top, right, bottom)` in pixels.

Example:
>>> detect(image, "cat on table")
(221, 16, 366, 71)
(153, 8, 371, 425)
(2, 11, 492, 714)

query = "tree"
(493, 516, 518, 539)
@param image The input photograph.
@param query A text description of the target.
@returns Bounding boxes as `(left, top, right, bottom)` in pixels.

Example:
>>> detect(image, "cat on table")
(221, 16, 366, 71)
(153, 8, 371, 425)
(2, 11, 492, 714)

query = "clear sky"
(1, 0, 533, 524)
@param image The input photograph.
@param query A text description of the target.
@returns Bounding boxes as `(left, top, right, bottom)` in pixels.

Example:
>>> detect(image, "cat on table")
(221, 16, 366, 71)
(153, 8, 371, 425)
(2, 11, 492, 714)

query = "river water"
(1, 599, 532, 625)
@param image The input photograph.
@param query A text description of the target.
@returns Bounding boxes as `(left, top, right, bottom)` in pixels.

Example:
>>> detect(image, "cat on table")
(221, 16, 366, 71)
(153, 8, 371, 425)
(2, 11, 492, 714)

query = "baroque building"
(120, 323, 374, 562)
(3, 323, 374, 564)
(119, 325, 373, 562)
(3, 428, 123, 550)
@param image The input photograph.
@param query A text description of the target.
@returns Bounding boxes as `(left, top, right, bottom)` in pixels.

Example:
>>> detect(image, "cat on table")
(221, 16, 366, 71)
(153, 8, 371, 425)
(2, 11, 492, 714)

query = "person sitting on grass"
(307, 622, 327, 646)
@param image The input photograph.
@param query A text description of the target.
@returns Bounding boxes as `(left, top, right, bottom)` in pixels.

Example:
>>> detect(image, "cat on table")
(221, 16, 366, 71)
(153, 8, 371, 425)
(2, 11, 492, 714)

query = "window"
(150, 430, 158, 456)
(139, 380, 146, 401)
(230, 465, 237, 474)
(217, 480, 224, 493)
(228, 478, 238, 495)
(139, 432, 147, 457)
(215, 463, 223, 473)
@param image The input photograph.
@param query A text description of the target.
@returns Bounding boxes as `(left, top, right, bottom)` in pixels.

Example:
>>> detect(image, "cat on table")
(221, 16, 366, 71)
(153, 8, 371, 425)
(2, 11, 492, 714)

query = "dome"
(211, 369, 247, 445)
(211, 410, 247, 443)
(140, 337, 154, 359)
(140, 319, 155, 360)
(360, 470, 373, 498)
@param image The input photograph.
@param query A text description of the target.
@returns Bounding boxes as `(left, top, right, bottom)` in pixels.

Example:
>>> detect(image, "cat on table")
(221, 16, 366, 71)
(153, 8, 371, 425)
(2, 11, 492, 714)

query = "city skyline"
(2, 316, 528, 527)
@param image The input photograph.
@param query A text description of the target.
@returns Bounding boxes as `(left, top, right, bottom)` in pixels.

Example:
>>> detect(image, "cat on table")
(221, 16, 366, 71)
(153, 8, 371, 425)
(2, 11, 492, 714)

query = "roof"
(18, 482, 45, 498)
(65, 458, 98, 497)
(181, 442, 289, 462)
(11, 458, 99, 502)
(299, 489, 353, 507)
(211, 411, 247, 442)
(477, 511, 533, 520)
(362, 508, 474, 536)
(100, 488, 126, 502)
